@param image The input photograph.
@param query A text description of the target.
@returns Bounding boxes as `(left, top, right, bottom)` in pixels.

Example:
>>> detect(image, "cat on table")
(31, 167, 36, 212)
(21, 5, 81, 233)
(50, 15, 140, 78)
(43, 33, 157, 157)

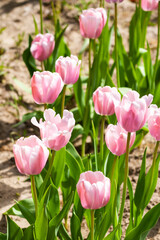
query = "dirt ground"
(0, 0, 159, 239)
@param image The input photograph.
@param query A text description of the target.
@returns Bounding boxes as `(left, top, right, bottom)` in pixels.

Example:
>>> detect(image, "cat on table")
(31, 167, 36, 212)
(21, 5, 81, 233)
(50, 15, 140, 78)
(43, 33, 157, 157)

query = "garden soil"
(0, 0, 159, 239)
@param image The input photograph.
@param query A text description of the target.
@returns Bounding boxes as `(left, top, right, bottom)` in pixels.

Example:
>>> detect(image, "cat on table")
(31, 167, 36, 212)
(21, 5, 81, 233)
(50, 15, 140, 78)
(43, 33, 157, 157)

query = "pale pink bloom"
(115, 90, 153, 132)
(79, 8, 107, 39)
(93, 86, 121, 116)
(30, 33, 55, 61)
(77, 171, 110, 209)
(141, 0, 158, 11)
(13, 135, 49, 175)
(31, 109, 75, 151)
(148, 104, 160, 141)
(31, 71, 63, 104)
(105, 123, 136, 156)
(55, 55, 81, 85)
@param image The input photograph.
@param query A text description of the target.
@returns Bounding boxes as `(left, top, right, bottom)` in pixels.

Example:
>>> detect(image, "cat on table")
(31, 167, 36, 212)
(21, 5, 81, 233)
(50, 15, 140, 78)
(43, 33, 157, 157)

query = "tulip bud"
(77, 171, 111, 209)
(93, 86, 121, 116)
(105, 123, 135, 156)
(79, 8, 107, 39)
(30, 33, 55, 61)
(55, 55, 81, 85)
(31, 71, 63, 104)
(13, 135, 49, 175)
(115, 90, 153, 132)
(31, 109, 75, 151)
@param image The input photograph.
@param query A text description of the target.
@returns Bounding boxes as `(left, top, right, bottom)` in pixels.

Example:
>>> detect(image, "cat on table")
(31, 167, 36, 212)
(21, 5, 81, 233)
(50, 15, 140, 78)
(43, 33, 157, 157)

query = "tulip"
(115, 90, 153, 132)
(141, 0, 158, 11)
(77, 171, 110, 209)
(148, 104, 160, 141)
(55, 55, 81, 85)
(31, 71, 63, 104)
(79, 8, 107, 39)
(30, 33, 55, 61)
(93, 86, 121, 116)
(13, 135, 49, 175)
(105, 0, 124, 2)
(31, 109, 75, 151)
(105, 123, 136, 156)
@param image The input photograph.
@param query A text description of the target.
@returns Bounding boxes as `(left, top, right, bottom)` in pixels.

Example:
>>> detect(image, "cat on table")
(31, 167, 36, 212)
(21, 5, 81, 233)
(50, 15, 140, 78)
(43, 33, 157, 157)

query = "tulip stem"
(61, 85, 66, 118)
(39, 0, 43, 34)
(91, 209, 94, 240)
(41, 61, 44, 71)
(81, 39, 92, 157)
(151, 141, 159, 187)
(152, 2, 160, 92)
(31, 175, 38, 218)
(114, 3, 120, 88)
(100, 116, 105, 172)
(118, 132, 131, 229)
(51, 0, 57, 27)
(40, 150, 55, 199)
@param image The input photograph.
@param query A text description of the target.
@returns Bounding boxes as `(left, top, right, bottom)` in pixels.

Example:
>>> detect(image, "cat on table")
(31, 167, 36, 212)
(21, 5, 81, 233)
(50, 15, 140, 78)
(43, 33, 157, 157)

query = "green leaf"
(125, 203, 160, 240)
(13, 111, 43, 128)
(52, 147, 66, 188)
(126, 177, 134, 234)
(70, 124, 84, 142)
(4, 199, 35, 224)
(103, 225, 119, 240)
(73, 77, 85, 118)
(66, 142, 84, 171)
(13, 78, 31, 94)
(58, 224, 71, 240)
(0, 233, 7, 240)
(71, 211, 82, 240)
(47, 182, 60, 219)
(35, 206, 48, 240)
(22, 225, 34, 240)
(33, 15, 39, 35)
(7, 216, 23, 240)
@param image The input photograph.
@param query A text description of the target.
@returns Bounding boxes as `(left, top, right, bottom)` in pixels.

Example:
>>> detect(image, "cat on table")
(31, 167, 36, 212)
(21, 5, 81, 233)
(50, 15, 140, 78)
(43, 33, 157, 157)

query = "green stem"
(152, 2, 160, 92)
(31, 175, 38, 218)
(51, 0, 57, 27)
(100, 0, 102, 7)
(91, 209, 94, 240)
(61, 85, 66, 118)
(39, 0, 43, 34)
(40, 150, 55, 199)
(44, 103, 47, 110)
(114, 3, 120, 88)
(81, 39, 92, 157)
(100, 116, 105, 172)
(118, 132, 131, 228)
(41, 61, 44, 71)
(151, 141, 159, 184)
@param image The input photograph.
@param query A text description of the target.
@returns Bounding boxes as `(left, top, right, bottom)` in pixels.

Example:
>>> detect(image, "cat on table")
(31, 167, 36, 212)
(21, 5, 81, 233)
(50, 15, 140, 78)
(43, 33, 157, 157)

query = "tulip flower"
(77, 171, 111, 209)
(31, 71, 63, 104)
(30, 33, 55, 61)
(13, 135, 49, 175)
(79, 8, 107, 39)
(141, 0, 158, 11)
(55, 55, 81, 85)
(93, 86, 121, 116)
(31, 109, 75, 151)
(105, 0, 124, 2)
(115, 90, 153, 132)
(148, 104, 160, 141)
(105, 123, 136, 156)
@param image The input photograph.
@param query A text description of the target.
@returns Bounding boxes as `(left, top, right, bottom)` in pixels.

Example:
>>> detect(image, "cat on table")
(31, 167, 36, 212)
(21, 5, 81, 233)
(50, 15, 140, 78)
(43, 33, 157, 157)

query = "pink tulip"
(93, 86, 121, 116)
(79, 8, 107, 39)
(141, 0, 158, 11)
(31, 71, 63, 104)
(105, 123, 136, 156)
(30, 33, 55, 61)
(115, 90, 153, 132)
(77, 171, 110, 209)
(55, 55, 81, 84)
(31, 109, 75, 151)
(13, 135, 49, 175)
(148, 104, 160, 141)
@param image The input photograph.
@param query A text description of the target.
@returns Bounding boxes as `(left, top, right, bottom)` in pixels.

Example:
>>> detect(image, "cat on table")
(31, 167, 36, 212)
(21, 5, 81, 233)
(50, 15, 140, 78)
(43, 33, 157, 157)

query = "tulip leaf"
(103, 225, 119, 240)
(7, 216, 23, 240)
(35, 206, 48, 240)
(70, 124, 84, 142)
(71, 211, 82, 240)
(4, 199, 35, 224)
(48, 192, 74, 238)
(52, 147, 66, 188)
(58, 224, 71, 240)
(126, 177, 134, 234)
(22, 225, 34, 240)
(0, 233, 6, 240)
(73, 76, 85, 118)
(125, 203, 160, 240)
(66, 142, 84, 171)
